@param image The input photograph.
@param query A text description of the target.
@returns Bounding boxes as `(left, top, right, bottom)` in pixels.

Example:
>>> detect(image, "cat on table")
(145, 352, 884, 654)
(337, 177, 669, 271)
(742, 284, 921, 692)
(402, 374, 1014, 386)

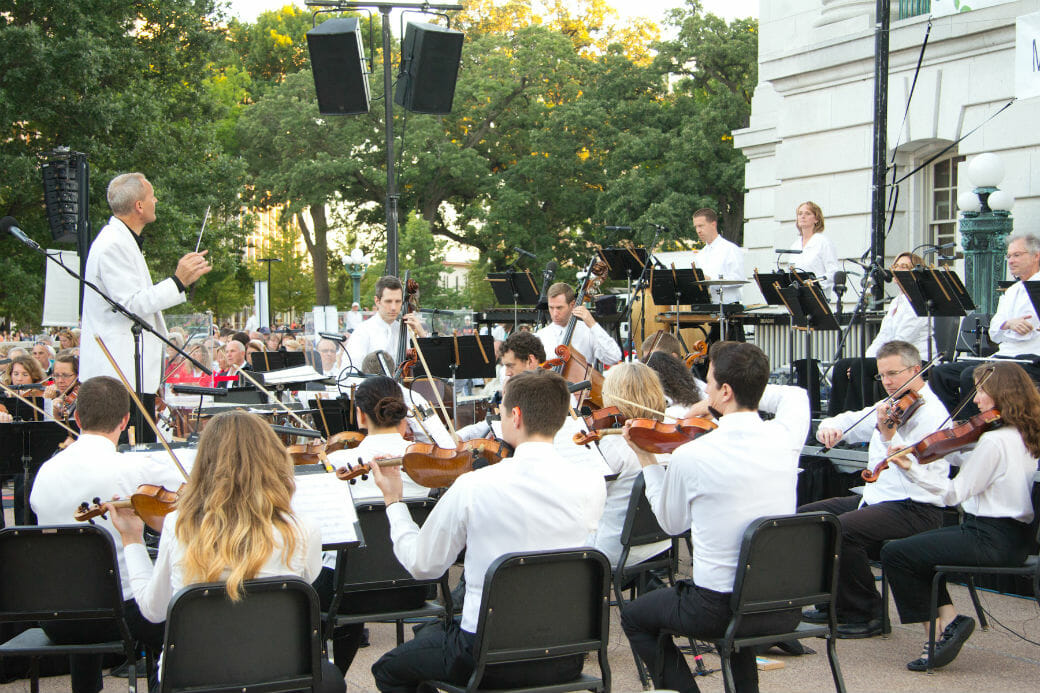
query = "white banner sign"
(932, 0, 1015, 17)
(42, 250, 81, 327)
(1017, 11, 1040, 101)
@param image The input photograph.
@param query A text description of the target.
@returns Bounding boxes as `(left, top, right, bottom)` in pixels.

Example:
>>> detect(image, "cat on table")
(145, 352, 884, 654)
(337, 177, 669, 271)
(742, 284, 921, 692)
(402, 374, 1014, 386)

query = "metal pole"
(258, 257, 282, 328)
(870, 0, 891, 302)
(381, 6, 399, 278)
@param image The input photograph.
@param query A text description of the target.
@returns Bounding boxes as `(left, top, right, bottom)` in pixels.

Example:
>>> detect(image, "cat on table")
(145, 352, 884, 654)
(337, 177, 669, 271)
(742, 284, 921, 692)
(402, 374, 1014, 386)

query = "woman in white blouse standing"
(881, 362, 1040, 671)
(790, 201, 841, 299)
(108, 410, 343, 692)
(828, 251, 936, 414)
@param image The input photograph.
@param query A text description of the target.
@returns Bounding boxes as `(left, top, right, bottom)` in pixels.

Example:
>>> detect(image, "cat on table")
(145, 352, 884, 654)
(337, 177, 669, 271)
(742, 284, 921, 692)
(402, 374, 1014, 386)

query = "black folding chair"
(713, 512, 845, 693)
(325, 498, 452, 647)
(922, 514, 1040, 673)
(613, 473, 701, 686)
(0, 525, 139, 693)
(159, 576, 322, 693)
(421, 548, 611, 693)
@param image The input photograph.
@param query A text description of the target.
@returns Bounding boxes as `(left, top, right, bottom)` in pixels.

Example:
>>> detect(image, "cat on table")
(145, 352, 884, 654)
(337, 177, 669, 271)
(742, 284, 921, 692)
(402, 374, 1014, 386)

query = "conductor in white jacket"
(79, 173, 211, 397)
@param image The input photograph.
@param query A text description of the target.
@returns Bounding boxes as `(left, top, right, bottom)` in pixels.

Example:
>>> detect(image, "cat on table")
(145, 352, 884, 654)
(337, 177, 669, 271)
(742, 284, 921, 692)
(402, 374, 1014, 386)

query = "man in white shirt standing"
(345, 276, 427, 371)
(368, 369, 606, 691)
(692, 207, 744, 305)
(930, 233, 1040, 416)
(801, 340, 952, 638)
(620, 342, 809, 693)
(537, 283, 622, 368)
(30, 376, 185, 693)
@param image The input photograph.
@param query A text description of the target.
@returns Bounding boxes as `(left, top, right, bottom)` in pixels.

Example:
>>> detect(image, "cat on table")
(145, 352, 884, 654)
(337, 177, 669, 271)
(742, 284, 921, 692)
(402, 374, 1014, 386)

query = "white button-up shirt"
(989, 270, 1040, 357)
(866, 292, 936, 358)
(385, 441, 606, 633)
(345, 314, 401, 370)
(642, 385, 810, 593)
(791, 232, 841, 299)
(901, 426, 1037, 522)
(819, 383, 951, 507)
(694, 235, 745, 304)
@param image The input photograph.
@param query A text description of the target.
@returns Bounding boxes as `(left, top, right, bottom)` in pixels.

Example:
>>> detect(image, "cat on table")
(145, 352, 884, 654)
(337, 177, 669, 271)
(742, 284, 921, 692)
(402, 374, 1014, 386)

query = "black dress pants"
(880, 515, 1032, 624)
(827, 357, 881, 416)
(621, 580, 800, 693)
(798, 496, 945, 623)
(372, 618, 583, 693)
(41, 599, 164, 693)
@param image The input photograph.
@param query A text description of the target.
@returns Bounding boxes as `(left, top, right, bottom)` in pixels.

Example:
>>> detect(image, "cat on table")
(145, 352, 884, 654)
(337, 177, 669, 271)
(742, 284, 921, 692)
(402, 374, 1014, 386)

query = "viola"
(287, 440, 328, 466)
(460, 437, 514, 465)
(75, 483, 183, 532)
(335, 442, 477, 488)
(573, 428, 625, 446)
(863, 409, 1002, 483)
(625, 416, 718, 454)
(583, 406, 626, 431)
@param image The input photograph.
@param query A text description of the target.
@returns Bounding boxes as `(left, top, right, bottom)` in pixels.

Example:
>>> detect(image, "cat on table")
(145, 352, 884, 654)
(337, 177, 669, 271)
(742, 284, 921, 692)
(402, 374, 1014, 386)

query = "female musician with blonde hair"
(592, 362, 671, 568)
(789, 200, 841, 298)
(109, 410, 344, 691)
(881, 362, 1040, 671)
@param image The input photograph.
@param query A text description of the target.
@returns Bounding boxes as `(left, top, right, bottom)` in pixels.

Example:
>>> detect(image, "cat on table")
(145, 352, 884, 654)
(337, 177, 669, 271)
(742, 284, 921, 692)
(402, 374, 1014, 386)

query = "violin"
(878, 389, 923, 429)
(684, 340, 708, 369)
(460, 437, 514, 465)
(335, 442, 477, 488)
(75, 483, 183, 532)
(572, 407, 628, 446)
(625, 416, 718, 454)
(287, 440, 328, 466)
(325, 430, 366, 454)
(863, 409, 1002, 483)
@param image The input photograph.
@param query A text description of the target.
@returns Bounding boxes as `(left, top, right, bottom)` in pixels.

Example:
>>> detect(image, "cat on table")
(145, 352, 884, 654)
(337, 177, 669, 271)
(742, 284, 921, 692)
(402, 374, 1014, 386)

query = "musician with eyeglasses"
(799, 340, 952, 639)
(930, 233, 1040, 417)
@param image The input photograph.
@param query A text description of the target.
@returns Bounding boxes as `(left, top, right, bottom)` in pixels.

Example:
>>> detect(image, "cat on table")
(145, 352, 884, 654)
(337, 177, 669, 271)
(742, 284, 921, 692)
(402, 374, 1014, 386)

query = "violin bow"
(93, 336, 189, 481)
(0, 380, 79, 438)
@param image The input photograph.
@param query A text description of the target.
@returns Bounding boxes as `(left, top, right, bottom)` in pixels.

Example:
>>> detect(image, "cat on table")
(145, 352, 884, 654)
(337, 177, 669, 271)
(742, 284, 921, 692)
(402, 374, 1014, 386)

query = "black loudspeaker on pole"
(394, 21, 463, 115)
(306, 17, 371, 116)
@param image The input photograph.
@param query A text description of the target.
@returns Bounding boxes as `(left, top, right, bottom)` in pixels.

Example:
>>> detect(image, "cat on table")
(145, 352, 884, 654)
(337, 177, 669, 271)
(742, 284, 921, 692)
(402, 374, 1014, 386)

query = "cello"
(541, 256, 609, 408)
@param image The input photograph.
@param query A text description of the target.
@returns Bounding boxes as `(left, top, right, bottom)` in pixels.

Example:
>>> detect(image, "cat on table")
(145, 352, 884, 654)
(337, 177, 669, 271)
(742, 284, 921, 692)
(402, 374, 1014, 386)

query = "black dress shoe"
(930, 615, 975, 668)
(836, 618, 882, 639)
(801, 608, 830, 624)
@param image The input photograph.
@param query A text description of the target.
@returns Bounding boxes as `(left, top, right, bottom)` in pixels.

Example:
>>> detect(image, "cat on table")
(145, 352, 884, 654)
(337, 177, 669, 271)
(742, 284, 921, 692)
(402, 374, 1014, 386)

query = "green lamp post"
(343, 248, 371, 305)
(957, 153, 1015, 315)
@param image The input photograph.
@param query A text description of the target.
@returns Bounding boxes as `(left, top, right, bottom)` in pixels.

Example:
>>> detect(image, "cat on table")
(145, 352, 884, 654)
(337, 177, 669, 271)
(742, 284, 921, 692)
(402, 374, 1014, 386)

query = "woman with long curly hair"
(881, 361, 1040, 671)
(109, 410, 344, 691)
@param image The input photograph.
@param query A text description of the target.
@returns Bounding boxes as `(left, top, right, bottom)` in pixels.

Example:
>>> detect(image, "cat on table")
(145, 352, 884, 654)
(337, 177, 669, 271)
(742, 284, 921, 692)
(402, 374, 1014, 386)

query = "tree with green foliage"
(0, 0, 249, 327)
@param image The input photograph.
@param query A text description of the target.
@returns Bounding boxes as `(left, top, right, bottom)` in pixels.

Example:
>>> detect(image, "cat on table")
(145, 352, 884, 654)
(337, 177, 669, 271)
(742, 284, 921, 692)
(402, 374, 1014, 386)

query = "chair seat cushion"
(0, 628, 125, 656)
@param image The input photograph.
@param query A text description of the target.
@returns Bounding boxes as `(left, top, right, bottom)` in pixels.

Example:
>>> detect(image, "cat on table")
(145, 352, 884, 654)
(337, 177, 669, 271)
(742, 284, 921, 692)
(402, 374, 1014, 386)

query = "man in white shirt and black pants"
(930, 233, 1040, 416)
(367, 369, 606, 691)
(345, 275, 427, 372)
(30, 376, 185, 693)
(620, 342, 810, 693)
(801, 340, 952, 638)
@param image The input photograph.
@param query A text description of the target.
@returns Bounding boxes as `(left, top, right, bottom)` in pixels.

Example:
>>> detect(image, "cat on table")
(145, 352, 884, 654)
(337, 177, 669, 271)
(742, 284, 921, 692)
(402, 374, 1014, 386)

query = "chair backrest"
(470, 549, 610, 678)
(620, 473, 673, 549)
(955, 312, 997, 357)
(159, 576, 321, 693)
(729, 512, 841, 616)
(336, 498, 439, 591)
(0, 525, 126, 624)
(933, 316, 961, 362)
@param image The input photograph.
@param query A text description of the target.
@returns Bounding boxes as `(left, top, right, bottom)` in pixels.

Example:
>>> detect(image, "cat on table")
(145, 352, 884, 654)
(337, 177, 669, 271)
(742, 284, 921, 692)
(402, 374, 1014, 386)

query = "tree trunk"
(296, 207, 330, 306)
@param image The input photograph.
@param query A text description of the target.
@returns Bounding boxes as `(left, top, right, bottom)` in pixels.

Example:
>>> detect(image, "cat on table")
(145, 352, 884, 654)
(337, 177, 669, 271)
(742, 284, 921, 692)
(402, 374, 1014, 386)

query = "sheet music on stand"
(487, 270, 541, 330)
(648, 267, 711, 306)
(409, 335, 498, 380)
(292, 470, 362, 549)
(597, 247, 648, 280)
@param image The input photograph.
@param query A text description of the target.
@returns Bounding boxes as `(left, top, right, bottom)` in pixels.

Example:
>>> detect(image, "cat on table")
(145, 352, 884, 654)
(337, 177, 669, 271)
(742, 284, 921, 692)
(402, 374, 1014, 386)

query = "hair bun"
(373, 396, 408, 426)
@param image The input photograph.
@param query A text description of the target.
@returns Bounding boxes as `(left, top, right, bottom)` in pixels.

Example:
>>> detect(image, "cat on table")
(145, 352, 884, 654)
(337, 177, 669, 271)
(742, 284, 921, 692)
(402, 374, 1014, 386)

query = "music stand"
(250, 351, 307, 372)
(0, 410, 68, 525)
(1021, 281, 1040, 326)
(312, 395, 361, 437)
(695, 279, 748, 341)
(893, 268, 967, 361)
(755, 270, 798, 382)
(648, 266, 711, 344)
(776, 282, 839, 415)
(487, 270, 540, 331)
(405, 335, 497, 426)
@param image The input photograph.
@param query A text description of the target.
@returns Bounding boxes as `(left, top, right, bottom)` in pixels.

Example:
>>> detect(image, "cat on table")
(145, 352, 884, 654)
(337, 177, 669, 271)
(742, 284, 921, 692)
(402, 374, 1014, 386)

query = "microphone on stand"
(605, 225, 632, 231)
(536, 261, 558, 313)
(513, 247, 536, 259)
(833, 270, 847, 320)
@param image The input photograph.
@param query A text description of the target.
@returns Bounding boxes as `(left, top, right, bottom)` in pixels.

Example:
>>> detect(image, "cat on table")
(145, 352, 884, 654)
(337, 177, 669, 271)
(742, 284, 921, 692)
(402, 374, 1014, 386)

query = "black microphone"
(568, 380, 592, 393)
(513, 247, 536, 259)
(171, 384, 229, 397)
(419, 308, 454, 315)
(833, 270, 847, 288)
(536, 261, 558, 312)
(775, 248, 803, 254)
(318, 332, 346, 343)
(0, 217, 40, 250)
(873, 266, 894, 283)
(605, 225, 632, 231)
(922, 242, 957, 255)
(649, 223, 669, 232)
(8, 383, 47, 391)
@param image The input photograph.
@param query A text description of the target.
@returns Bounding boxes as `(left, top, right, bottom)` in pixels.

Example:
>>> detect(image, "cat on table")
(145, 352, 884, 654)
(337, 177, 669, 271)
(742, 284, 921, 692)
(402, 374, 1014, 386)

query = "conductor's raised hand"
(175, 250, 211, 287)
